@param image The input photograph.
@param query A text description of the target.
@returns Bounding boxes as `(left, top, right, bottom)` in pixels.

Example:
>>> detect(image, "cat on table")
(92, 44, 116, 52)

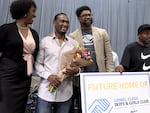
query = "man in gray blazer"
(69, 6, 114, 113)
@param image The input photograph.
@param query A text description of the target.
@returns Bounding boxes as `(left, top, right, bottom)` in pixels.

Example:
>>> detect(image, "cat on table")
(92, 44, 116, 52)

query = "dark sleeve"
(31, 29, 39, 61)
(120, 45, 131, 70)
(0, 24, 6, 52)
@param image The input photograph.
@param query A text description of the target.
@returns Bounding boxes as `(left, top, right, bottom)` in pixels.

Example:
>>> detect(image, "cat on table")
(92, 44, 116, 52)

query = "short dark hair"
(10, 0, 36, 19)
(75, 6, 91, 17)
(53, 13, 68, 21)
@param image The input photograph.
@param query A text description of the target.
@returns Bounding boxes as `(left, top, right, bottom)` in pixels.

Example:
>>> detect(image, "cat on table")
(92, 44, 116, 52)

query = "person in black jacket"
(0, 0, 39, 113)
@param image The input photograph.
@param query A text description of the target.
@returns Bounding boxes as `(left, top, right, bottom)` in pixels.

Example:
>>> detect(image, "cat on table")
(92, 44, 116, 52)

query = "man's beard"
(83, 20, 93, 27)
(145, 39, 150, 44)
(60, 31, 66, 35)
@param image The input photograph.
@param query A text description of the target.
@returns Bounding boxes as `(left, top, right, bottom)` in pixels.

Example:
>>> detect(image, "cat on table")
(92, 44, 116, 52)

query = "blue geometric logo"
(88, 99, 113, 113)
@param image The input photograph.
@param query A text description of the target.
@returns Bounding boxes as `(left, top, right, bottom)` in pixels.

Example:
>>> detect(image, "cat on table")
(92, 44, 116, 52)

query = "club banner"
(80, 72, 150, 113)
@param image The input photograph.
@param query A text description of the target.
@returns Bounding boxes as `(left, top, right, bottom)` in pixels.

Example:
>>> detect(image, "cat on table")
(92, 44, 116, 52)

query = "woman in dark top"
(0, 0, 39, 113)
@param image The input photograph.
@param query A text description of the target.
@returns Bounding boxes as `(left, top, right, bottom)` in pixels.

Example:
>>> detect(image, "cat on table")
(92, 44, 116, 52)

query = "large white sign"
(80, 72, 150, 113)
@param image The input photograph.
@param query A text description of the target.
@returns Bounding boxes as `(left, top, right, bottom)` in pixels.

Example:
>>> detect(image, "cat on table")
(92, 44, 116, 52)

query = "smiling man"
(69, 6, 114, 113)
(116, 24, 150, 72)
(35, 13, 79, 113)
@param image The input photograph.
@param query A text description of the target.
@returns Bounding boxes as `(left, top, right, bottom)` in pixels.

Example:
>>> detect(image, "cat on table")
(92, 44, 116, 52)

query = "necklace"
(16, 23, 29, 30)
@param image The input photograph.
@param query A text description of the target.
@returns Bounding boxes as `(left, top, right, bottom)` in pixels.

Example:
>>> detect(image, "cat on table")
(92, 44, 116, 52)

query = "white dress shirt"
(35, 34, 78, 102)
(112, 51, 119, 67)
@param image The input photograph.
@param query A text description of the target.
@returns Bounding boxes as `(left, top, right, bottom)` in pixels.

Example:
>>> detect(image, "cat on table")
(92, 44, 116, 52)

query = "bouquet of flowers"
(47, 47, 93, 93)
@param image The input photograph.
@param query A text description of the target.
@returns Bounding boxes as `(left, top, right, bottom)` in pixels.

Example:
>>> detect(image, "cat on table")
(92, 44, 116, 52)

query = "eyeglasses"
(79, 14, 93, 18)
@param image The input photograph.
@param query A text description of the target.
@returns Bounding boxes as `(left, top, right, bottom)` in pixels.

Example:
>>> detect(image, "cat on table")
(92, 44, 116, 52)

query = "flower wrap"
(47, 46, 93, 93)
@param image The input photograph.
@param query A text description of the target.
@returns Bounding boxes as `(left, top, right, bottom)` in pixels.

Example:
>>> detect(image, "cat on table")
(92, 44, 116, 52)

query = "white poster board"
(80, 72, 150, 113)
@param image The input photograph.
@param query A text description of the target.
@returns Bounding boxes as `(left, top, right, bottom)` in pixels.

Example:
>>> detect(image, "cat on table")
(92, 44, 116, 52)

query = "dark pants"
(36, 97, 72, 113)
(70, 85, 82, 113)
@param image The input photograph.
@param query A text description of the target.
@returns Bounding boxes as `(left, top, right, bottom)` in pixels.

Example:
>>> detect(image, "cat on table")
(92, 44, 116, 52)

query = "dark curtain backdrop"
(0, 0, 150, 61)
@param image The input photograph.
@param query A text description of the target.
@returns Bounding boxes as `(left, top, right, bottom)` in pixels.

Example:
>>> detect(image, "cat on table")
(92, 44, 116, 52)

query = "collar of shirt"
(52, 34, 69, 41)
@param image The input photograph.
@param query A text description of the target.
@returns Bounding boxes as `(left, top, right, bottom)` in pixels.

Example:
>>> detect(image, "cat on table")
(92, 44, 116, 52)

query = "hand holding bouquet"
(47, 46, 93, 93)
